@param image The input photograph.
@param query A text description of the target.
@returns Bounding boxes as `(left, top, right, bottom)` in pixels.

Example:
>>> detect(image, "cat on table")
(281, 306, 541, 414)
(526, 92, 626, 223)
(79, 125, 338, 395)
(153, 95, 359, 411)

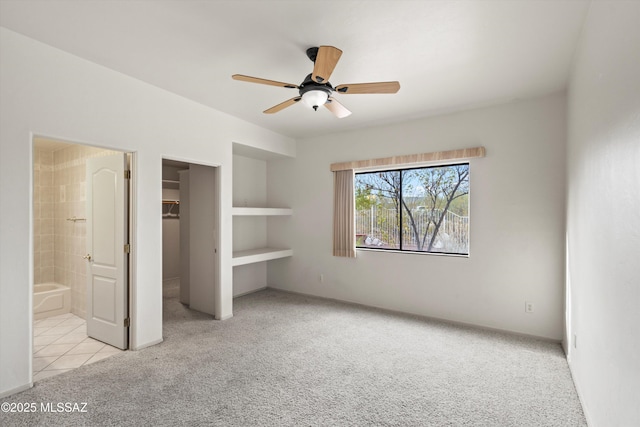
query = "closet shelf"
(162, 179, 179, 189)
(232, 248, 293, 266)
(232, 207, 292, 216)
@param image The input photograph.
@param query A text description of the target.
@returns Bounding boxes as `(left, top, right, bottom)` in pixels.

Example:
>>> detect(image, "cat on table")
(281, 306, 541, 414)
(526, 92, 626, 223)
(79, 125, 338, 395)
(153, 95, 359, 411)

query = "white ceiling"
(0, 0, 590, 139)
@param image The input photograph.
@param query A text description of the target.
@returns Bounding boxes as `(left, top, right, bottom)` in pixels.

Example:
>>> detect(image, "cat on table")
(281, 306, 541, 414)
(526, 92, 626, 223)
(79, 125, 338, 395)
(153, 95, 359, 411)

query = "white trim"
(567, 361, 594, 426)
(128, 152, 137, 351)
(0, 383, 33, 399)
(130, 337, 163, 351)
(233, 287, 268, 298)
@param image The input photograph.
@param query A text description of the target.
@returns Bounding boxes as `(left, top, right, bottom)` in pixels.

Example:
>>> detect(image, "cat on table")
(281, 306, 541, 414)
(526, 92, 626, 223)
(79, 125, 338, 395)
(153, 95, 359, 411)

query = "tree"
(355, 184, 375, 211)
(355, 172, 401, 247)
(403, 165, 469, 251)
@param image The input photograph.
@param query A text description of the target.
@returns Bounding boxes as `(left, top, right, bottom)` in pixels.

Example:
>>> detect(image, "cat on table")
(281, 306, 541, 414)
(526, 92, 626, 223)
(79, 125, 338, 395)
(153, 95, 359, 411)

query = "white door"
(187, 164, 217, 316)
(86, 153, 128, 350)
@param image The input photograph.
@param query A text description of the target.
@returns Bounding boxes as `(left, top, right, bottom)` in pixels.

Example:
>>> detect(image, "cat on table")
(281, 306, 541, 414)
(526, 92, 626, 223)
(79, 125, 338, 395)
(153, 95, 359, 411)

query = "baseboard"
(72, 308, 86, 322)
(0, 382, 32, 398)
(233, 286, 267, 299)
(567, 360, 593, 426)
(217, 313, 233, 321)
(267, 287, 562, 344)
(561, 337, 569, 356)
(130, 337, 163, 351)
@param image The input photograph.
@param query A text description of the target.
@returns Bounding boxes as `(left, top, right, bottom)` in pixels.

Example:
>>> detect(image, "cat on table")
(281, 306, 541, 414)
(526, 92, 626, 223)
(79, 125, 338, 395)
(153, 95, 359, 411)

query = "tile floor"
(33, 313, 123, 382)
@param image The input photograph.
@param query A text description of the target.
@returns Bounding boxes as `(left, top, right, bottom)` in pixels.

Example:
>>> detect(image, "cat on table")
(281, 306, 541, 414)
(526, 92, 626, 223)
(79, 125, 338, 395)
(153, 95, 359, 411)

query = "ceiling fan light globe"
(301, 90, 329, 111)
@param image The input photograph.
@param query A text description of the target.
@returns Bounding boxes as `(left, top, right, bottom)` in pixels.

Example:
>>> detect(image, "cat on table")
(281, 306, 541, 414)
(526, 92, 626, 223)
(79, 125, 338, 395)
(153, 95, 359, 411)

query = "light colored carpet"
(2, 288, 586, 426)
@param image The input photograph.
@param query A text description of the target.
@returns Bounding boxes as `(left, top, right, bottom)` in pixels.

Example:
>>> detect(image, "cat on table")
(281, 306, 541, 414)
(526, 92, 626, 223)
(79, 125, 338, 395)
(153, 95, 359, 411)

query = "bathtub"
(34, 282, 71, 320)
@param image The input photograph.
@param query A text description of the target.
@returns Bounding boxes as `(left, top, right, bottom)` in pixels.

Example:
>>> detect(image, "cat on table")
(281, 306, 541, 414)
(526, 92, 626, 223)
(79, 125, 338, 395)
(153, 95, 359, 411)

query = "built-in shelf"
(232, 142, 294, 277)
(232, 248, 293, 267)
(162, 179, 179, 189)
(232, 207, 292, 216)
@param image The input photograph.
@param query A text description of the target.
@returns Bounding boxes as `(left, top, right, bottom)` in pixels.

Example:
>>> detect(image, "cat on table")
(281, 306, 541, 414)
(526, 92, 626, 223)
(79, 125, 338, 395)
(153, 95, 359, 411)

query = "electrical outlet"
(525, 301, 534, 313)
(319, 274, 324, 283)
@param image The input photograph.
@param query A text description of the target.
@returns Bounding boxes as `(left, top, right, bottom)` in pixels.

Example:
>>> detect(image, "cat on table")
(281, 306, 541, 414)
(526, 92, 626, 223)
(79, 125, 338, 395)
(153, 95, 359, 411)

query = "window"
(355, 163, 469, 255)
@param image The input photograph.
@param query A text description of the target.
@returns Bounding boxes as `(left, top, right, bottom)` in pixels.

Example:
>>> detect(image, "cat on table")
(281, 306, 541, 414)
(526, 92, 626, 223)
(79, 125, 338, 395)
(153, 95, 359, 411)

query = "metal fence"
(355, 206, 469, 253)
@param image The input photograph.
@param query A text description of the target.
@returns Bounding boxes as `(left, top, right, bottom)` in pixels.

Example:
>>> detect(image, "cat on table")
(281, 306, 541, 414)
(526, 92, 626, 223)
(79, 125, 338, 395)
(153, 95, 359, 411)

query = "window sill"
(356, 247, 469, 258)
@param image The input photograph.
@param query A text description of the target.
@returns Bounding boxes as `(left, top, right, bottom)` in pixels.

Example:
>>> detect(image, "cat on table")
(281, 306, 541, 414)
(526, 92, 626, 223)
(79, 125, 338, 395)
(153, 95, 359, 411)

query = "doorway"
(161, 159, 220, 322)
(32, 137, 131, 381)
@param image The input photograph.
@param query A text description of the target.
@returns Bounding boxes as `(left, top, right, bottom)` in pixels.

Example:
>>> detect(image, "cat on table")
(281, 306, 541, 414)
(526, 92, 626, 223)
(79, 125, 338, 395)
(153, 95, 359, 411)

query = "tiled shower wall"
(34, 142, 117, 320)
(33, 147, 55, 284)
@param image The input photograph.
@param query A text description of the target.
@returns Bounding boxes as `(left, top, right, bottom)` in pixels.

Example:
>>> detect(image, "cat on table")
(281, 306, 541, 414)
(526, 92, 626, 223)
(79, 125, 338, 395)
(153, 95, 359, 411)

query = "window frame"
(354, 161, 470, 257)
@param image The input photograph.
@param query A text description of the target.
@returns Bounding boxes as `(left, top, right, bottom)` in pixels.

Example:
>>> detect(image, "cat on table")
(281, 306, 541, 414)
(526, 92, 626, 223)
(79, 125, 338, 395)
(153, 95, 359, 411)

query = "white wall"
(268, 92, 567, 340)
(566, 2, 640, 425)
(232, 155, 267, 208)
(0, 28, 294, 397)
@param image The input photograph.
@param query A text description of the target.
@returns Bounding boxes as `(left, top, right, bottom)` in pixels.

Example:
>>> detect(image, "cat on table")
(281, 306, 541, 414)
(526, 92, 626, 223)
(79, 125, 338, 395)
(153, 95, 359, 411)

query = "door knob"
(83, 254, 92, 261)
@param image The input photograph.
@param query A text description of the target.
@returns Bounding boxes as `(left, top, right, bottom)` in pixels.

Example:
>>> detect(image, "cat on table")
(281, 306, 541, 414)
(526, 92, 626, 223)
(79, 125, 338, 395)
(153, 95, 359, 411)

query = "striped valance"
(330, 147, 486, 172)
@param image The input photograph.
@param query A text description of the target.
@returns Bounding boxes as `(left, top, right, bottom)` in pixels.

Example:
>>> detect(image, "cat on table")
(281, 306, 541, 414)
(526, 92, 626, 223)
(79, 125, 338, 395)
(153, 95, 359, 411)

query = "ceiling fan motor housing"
(299, 73, 333, 110)
(306, 47, 319, 62)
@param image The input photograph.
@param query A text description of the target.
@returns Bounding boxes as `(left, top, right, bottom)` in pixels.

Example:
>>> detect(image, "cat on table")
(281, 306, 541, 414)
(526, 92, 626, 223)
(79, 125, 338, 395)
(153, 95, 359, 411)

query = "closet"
(162, 160, 218, 317)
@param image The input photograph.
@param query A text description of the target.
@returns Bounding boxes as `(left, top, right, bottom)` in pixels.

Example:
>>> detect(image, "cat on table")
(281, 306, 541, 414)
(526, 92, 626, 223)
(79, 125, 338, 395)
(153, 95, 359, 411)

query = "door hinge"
(124, 244, 130, 253)
(124, 170, 131, 179)
(124, 318, 130, 327)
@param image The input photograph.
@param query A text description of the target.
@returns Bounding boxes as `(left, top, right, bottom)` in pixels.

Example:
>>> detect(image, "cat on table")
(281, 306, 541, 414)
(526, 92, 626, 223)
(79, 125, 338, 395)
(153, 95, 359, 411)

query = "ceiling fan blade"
(311, 46, 343, 83)
(263, 97, 301, 114)
(335, 81, 400, 94)
(324, 97, 352, 119)
(232, 74, 298, 89)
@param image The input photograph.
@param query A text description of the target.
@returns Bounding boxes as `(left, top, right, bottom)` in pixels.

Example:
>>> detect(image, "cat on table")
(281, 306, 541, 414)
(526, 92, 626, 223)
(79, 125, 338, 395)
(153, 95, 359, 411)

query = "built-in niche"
(231, 142, 294, 297)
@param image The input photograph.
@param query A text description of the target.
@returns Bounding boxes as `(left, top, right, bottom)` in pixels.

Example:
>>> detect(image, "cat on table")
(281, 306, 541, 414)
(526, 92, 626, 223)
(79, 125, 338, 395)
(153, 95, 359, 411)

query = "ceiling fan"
(232, 46, 400, 118)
